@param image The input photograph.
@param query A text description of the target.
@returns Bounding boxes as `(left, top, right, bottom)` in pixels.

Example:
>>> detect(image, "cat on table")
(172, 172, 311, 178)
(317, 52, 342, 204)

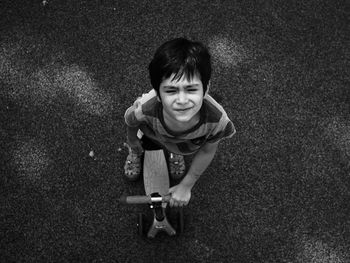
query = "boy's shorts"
(138, 130, 163, 151)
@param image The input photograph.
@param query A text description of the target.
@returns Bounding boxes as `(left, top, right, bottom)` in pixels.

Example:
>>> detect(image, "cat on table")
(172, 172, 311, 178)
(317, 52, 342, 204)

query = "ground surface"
(0, 0, 349, 262)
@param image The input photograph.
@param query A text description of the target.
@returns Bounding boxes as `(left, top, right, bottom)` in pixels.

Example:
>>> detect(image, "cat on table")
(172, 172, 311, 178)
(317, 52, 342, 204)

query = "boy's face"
(159, 73, 205, 127)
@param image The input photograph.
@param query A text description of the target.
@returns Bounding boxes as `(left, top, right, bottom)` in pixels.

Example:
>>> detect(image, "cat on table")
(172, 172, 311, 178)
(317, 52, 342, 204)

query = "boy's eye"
(165, 89, 177, 94)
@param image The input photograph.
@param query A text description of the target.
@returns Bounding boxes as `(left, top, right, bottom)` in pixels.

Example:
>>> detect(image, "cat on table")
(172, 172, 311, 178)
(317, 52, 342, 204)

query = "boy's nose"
(176, 91, 188, 104)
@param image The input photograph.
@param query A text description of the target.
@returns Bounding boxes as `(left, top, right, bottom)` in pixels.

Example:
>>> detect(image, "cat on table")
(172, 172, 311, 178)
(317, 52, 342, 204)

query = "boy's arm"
(181, 141, 219, 188)
(126, 125, 143, 152)
(168, 141, 219, 207)
(125, 99, 144, 152)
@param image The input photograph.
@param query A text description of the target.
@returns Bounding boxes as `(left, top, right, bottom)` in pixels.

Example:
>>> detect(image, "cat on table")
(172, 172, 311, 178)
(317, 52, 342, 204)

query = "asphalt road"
(1, 0, 349, 262)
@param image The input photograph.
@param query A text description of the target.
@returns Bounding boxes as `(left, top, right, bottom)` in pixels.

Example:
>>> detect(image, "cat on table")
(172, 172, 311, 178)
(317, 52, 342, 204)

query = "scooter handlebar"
(120, 194, 171, 204)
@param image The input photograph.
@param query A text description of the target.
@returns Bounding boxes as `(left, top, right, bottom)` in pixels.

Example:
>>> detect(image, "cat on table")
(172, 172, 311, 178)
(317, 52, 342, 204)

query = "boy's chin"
(173, 114, 197, 123)
(174, 118, 192, 123)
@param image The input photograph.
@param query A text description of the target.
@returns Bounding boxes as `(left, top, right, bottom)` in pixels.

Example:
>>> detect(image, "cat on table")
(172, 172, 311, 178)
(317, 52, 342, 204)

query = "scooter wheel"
(177, 207, 184, 234)
(137, 213, 145, 236)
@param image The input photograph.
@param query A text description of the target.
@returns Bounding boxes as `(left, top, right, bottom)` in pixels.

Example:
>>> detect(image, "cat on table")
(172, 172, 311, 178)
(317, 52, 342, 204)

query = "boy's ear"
(205, 81, 211, 96)
(153, 89, 161, 102)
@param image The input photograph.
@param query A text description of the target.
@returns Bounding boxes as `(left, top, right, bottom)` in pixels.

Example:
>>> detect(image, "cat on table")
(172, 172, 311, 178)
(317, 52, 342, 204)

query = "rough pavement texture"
(1, 0, 349, 262)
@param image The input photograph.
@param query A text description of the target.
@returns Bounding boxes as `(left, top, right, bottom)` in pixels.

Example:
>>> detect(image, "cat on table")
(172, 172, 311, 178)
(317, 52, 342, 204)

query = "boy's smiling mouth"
(174, 107, 193, 112)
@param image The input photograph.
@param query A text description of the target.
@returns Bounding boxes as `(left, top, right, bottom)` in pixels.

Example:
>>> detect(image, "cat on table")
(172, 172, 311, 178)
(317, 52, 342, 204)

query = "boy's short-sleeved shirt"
(124, 89, 236, 155)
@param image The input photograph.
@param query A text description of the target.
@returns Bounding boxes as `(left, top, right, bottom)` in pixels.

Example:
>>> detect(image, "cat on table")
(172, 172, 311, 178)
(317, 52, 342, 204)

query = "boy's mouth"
(175, 108, 192, 113)
(174, 107, 193, 113)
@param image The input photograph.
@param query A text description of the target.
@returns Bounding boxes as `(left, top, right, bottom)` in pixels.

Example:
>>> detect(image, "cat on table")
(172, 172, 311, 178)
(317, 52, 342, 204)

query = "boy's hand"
(133, 98, 144, 121)
(168, 183, 191, 207)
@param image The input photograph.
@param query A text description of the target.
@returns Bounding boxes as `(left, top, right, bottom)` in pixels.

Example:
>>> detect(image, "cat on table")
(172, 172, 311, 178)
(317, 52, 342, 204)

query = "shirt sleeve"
(124, 89, 157, 127)
(124, 105, 141, 127)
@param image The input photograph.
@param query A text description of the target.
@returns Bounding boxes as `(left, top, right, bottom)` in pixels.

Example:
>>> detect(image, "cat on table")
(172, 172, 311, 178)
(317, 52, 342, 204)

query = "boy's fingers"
(168, 186, 176, 194)
(170, 200, 181, 207)
(133, 98, 141, 107)
(171, 200, 185, 207)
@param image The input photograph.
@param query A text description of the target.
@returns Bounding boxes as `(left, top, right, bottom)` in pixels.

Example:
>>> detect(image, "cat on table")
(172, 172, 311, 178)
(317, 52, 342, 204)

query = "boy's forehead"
(162, 72, 202, 86)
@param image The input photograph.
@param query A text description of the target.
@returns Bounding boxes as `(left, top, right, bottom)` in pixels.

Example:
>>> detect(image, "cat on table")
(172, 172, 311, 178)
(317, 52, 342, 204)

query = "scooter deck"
(142, 149, 175, 238)
(143, 149, 169, 196)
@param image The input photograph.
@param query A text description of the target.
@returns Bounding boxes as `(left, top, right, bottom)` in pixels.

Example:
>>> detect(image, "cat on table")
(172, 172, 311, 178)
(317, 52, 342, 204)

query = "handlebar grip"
(120, 195, 171, 204)
(120, 195, 151, 204)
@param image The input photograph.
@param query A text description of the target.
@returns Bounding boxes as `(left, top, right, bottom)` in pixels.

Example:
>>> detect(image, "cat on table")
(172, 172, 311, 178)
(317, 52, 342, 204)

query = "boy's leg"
(124, 142, 143, 181)
(124, 132, 162, 181)
(134, 131, 186, 180)
(168, 153, 186, 180)
(124, 130, 145, 181)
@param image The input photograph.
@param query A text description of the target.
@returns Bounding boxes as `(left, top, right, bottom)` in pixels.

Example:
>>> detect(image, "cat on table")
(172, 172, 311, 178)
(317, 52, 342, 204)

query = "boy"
(124, 38, 235, 207)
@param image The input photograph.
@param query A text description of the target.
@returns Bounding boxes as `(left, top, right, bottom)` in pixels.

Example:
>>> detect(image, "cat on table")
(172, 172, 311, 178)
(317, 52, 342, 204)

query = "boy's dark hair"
(148, 38, 211, 95)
